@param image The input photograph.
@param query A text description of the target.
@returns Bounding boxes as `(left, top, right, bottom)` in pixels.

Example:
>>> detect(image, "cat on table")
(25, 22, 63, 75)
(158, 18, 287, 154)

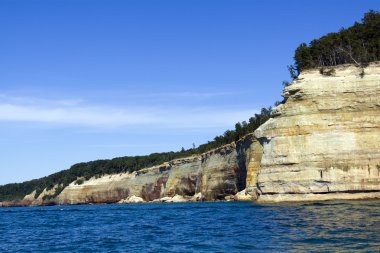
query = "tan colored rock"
(190, 192, 203, 202)
(151, 195, 188, 203)
(245, 139, 263, 195)
(118, 195, 145, 204)
(234, 189, 255, 201)
(22, 190, 37, 203)
(156, 196, 173, 202)
(252, 62, 380, 202)
(22, 185, 61, 206)
(224, 195, 234, 201)
(170, 194, 188, 203)
(55, 137, 254, 205)
(258, 192, 380, 203)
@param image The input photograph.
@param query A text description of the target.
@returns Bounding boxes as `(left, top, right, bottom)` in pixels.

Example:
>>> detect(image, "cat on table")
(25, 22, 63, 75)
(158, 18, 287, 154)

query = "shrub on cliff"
(75, 179, 84, 185)
(319, 67, 336, 76)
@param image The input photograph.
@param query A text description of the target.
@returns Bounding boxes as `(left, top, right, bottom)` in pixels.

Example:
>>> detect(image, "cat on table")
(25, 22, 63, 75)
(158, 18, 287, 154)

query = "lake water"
(1, 201, 379, 252)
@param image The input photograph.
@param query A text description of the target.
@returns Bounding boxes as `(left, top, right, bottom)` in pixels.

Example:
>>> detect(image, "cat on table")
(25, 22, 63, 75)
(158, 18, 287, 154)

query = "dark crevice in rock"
(235, 138, 253, 191)
(314, 180, 331, 183)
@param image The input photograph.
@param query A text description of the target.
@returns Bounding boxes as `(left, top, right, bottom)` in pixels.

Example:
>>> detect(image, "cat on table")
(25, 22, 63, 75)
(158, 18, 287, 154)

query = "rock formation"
(118, 195, 145, 204)
(6, 63, 380, 206)
(250, 63, 380, 202)
(19, 135, 254, 205)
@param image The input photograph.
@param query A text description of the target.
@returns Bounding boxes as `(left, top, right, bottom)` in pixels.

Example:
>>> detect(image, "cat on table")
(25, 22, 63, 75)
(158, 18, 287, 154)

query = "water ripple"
(0, 201, 380, 252)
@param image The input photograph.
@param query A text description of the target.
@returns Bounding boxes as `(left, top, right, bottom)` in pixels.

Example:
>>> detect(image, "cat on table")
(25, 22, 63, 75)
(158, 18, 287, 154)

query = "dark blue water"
(1, 201, 380, 252)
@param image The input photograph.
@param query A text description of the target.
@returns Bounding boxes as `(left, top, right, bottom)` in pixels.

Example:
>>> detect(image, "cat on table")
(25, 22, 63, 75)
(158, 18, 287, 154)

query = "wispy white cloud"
(88, 144, 162, 148)
(0, 94, 257, 129)
(0, 93, 83, 106)
(136, 91, 231, 99)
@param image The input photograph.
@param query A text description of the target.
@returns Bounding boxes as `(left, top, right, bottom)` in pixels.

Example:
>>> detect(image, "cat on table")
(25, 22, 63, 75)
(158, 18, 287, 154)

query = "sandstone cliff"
(249, 63, 380, 202)
(21, 135, 254, 205)
(9, 63, 380, 206)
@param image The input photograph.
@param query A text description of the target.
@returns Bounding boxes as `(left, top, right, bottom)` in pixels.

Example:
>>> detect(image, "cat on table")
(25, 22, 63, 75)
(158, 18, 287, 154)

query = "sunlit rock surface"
(118, 195, 145, 204)
(253, 63, 380, 202)
(14, 63, 380, 206)
(54, 135, 254, 205)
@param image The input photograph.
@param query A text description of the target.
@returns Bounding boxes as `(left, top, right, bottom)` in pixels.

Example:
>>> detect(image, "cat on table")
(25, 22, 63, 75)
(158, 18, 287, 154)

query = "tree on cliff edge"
(293, 10, 380, 73)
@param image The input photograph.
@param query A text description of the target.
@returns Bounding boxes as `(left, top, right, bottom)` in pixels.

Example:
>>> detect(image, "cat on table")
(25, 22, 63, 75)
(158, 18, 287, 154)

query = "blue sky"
(0, 0, 378, 185)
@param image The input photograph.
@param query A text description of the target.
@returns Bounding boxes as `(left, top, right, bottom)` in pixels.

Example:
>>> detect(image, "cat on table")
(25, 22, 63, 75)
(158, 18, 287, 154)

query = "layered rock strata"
(22, 135, 254, 205)
(252, 63, 380, 202)
(7, 63, 380, 206)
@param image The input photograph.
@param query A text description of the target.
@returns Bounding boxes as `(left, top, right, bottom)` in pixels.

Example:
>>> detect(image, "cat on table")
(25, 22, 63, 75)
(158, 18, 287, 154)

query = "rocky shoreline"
(0, 189, 254, 207)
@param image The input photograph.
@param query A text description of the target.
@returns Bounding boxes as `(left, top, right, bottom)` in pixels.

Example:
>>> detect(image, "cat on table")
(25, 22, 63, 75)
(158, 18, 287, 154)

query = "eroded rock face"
(14, 64, 379, 206)
(22, 186, 61, 206)
(118, 195, 145, 204)
(54, 135, 254, 205)
(253, 63, 380, 202)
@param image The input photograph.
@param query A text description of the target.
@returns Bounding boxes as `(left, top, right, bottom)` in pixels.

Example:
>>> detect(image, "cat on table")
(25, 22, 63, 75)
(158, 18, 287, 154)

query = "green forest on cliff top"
(293, 10, 380, 74)
(1, 10, 379, 202)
